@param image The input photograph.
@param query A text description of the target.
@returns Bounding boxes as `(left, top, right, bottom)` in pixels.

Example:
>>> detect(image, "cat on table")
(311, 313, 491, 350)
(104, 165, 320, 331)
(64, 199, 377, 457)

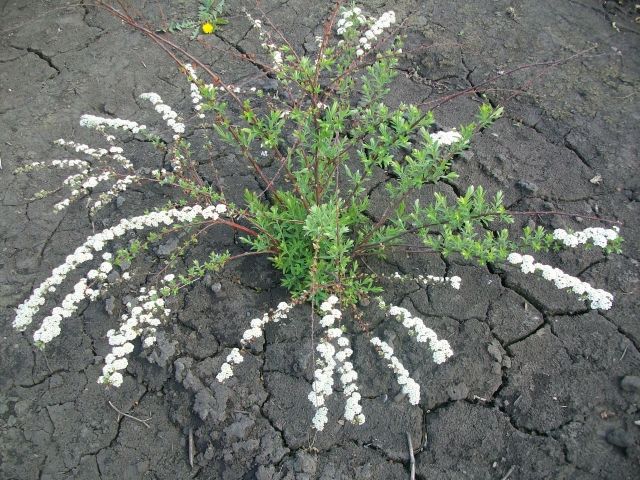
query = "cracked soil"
(1, 0, 639, 479)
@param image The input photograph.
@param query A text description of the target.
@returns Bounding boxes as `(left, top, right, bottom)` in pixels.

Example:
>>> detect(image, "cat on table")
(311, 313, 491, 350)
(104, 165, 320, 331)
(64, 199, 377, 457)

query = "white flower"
(99, 262, 113, 274)
(507, 251, 614, 310)
(449, 276, 462, 290)
(320, 314, 335, 327)
(107, 372, 123, 387)
(371, 337, 421, 404)
(386, 304, 453, 363)
(105, 357, 128, 372)
(216, 363, 234, 382)
(215, 204, 227, 214)
(312, 407, 328, 431)
(276, 301, 290, 311)
(87, 269, 99, 280)
(308, 391, 325, 407)
(552, 226, 619, 249)
(226, 348, 244, 365)
(327, 328, 343, 339)
(430, 130, 462, 145)
(507, 252, 523, 264)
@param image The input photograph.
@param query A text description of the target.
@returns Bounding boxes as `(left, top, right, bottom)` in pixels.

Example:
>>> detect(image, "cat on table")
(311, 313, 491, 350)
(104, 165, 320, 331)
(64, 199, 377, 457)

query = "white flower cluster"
(15, 158, 90, 175)
(79, 114, 146, 134)
(14, 204, 229, 339)
(140, 92, 185, 140)
(33, 270, 104, 345)
(90, 174, 138, 215)
(57, 139, 132, 170)
(46, 138, 137, 214)
(31, 252, 115, 345)
(53, 198, 71, 211)
(216, 348, 244, 382)
(336, 7, 366, 36)
(215, 301, 293, 383)
(246, 12, 266, 36)
(370, 337, 420, 405)
(553, 226, 620, 249)
(507, 252, 613, 310)
(240, 301, 292, 346)
(108, 147, 132, 169)
(355, 11, 396, 57)
(310, 338, 336, 431)
(387, 272, 462, 290)
(310, 295, 365, 430)
(386, 305, 454, 364)
(335, 336, 364, 425)
(82, 171, 111, 190)
(271, 50, 283, 70)
(98, 284, 172, 387)
(62, 173, 86, 187)
(184, 64, 207, 119)
(245, 12, 285, 72)
(430, 130, 462, 146)
(54, 139, 109, 159)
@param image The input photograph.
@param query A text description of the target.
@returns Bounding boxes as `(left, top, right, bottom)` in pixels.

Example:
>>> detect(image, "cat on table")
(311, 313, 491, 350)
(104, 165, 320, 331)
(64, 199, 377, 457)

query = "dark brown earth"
(1, 1, 639, 479)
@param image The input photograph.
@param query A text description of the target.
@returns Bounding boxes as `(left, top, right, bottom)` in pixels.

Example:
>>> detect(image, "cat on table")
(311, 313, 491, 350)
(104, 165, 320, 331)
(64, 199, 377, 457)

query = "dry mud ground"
(1, 1, 639, 478)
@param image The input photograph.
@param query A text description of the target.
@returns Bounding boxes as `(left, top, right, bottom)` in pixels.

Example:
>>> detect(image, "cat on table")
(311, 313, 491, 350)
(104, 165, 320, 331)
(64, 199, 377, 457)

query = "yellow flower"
(202, 22, 215, 34)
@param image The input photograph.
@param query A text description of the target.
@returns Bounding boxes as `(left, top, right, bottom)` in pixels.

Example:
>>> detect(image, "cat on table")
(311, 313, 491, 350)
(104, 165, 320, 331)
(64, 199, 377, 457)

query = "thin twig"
(188, 427, 195, 468)
(501, 465, 515, 480)
(421, 45, 597, 110)
(108, 400, 152, 428)
(407, 432, 415, 480)
(619, 345, 628, 361)
(40, 350, 54, 375)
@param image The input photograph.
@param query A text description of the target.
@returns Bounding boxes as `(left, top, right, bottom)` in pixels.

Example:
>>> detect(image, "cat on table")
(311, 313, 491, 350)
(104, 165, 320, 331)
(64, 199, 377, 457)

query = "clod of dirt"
(447, 382, 470, 401)
(621, 375, 640, 394)
(156, 236, 179, 257)
(104, 296, 116, 316)
(605, 428, 633, 449)
(516, 179, 539, 194)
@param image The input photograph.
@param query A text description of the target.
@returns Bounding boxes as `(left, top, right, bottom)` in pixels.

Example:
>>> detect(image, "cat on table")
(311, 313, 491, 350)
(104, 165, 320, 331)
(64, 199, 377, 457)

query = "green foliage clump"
(181, 7, 539, 305)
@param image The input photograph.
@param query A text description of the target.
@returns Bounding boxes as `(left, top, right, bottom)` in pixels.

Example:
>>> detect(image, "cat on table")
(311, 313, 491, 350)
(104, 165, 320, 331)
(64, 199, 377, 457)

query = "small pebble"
(516, 180, 539, 194)
(156, 236, 179, 256)
(105, 296, 116, 316)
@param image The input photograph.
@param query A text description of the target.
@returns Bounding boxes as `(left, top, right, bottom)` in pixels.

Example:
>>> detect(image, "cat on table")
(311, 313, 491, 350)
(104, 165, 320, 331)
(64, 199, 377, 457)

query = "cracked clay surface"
(1, 1, 639, 478)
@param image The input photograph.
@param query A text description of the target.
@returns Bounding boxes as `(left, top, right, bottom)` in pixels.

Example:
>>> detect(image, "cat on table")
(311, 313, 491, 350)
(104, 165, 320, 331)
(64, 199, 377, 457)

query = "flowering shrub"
(12, 3, 622, 431)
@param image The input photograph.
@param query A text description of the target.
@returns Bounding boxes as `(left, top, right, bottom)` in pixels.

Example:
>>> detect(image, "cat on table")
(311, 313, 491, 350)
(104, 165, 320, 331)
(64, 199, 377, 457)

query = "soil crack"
(25, 47, 61, 77)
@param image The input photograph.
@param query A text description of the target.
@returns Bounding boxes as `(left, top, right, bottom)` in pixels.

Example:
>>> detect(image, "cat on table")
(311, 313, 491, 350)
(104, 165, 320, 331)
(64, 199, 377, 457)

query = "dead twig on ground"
(619, 345, 628, 361)
(108, 400, 152, 428)
(188, 427, 195, 468)
(407, 432, 415, 480)
(501, 465, 515, 480)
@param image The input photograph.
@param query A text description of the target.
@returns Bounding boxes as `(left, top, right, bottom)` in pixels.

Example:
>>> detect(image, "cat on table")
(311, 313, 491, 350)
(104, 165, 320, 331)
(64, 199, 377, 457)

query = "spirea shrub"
(12, 3, 623, 431)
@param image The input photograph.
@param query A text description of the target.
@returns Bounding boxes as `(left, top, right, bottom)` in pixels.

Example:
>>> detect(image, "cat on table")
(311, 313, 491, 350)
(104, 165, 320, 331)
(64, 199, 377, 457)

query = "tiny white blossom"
(430, 130, 462, 145)
(216, 363, 234, 382)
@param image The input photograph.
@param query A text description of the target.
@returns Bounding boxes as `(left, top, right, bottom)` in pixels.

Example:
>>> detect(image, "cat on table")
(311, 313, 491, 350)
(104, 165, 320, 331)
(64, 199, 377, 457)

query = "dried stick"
(501, 465, 515, 480)
(108, 400, 152, 428)
(407, 432, 416, 480)
(188, 427, 195, 468)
